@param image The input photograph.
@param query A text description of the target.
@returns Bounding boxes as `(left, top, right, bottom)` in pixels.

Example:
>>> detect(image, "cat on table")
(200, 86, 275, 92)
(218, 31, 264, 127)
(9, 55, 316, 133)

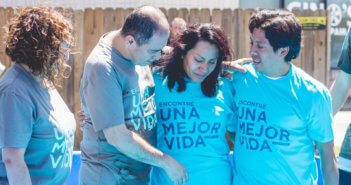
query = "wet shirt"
(231, 63, 334, 185)
(336, 27, 351, 171)
(79, 36, 157, 185)
(338, 27, 351, 74)
(0, 64, 76, 185)
(150, 75, 236, 185)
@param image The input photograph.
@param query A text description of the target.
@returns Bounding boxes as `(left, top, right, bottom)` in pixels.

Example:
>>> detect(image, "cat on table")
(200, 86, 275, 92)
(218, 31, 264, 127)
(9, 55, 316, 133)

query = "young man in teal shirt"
(230, 10, 339, 185)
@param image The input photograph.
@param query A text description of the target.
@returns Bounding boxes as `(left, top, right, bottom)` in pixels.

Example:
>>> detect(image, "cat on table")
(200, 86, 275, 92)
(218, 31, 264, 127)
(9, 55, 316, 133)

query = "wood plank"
(73, 9, 85, 149)
(222, 9, 232, 57)
(0, 7, 8, 70)
(325, 10, 331, 87)
(236, 8, 244, 59)
(1, 8, 14, 70)
(104, 8, 118, 33)
(83, 8, 104, 63)
(292, 9, 303, 68)
(313, 10, 327, 84)
(189, 9, 200, 25)
(241, 9, 255, 58)
(232, 9, 239, 59)
(167, 8, 178, 24)
(178, 8, 189, 22)
(301, 9, 314, 76)
(212, 9, 222, 27)
(62, 8, 75, 114)
(115, 8, 125, 30)
(95, 8, 105, 38)
(200, 9, 210, 23)
(83, 8, 95, 63)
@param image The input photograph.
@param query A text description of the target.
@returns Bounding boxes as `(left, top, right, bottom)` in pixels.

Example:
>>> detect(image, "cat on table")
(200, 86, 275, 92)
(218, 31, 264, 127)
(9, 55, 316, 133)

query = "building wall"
(240, 0, 281, 9)
(0, 0, 239, 9)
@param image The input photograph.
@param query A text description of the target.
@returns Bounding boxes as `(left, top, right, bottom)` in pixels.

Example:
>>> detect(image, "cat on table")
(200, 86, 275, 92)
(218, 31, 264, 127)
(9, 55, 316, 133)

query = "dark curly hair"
(249, 9, 302, 62)
(161, 23, 232, 97)
(5, 6, 73, 86)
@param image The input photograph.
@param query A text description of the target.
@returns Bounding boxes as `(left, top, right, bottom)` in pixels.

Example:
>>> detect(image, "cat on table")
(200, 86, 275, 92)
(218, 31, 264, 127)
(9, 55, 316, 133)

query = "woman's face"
(183, 40, 219, 83)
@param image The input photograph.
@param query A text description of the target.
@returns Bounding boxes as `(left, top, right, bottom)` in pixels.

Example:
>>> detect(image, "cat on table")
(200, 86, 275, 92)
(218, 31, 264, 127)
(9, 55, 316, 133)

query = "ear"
(279, 47, 289, 57)
(125, 35, 136, 49)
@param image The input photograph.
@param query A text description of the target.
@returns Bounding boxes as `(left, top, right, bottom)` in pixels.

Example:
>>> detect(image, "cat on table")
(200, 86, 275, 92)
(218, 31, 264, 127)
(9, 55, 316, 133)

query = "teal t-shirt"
(231, 63, 334, 185)
(150, 75, 236, 185)
(0, 64, 76, 185)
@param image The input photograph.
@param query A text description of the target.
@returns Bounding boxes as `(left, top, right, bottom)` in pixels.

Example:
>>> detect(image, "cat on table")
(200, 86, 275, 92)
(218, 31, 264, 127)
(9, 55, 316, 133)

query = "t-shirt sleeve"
(226, 110, 237, 133)
(224, 79, 237, 133)
(81, 61, 125, 132)
(307, 89, 334, 143)
(0, 92, 33, 148)
(338, 28, 351, 74)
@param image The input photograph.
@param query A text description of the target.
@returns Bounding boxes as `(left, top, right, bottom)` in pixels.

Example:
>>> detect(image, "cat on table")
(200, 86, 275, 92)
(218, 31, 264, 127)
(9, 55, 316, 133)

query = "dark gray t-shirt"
(79, 36, 157, 185)
(338, 28, 351, 74)
(337, 28, 351, 169)
(0, 64, 76, 185)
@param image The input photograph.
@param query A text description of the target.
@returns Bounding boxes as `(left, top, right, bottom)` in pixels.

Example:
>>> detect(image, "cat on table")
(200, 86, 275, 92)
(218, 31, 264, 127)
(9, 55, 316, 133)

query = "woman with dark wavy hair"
(0, 7, 76, 184)
(150, 23, 236, 185)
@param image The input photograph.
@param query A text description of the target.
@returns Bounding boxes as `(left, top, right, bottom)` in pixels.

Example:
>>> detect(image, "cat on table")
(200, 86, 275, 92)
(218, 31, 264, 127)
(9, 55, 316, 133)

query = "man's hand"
(161, 154, 188, 185)
(103, 124, 188, 185)
(77, 110, 87, 123)
(222, 58, 252, 73)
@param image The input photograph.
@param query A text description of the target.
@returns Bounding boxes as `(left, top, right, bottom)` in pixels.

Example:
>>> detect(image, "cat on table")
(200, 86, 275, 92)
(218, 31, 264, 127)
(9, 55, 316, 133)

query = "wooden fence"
(0, 7, 331, 149)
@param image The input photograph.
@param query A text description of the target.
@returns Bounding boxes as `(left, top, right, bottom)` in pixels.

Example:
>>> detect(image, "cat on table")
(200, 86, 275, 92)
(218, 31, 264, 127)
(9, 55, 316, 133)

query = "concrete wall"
(0, 0, 239, 9)
(240, 0, 281, 9)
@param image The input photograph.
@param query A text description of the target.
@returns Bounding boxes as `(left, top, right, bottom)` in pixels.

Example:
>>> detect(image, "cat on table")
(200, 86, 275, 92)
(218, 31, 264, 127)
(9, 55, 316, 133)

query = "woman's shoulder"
(0, 64, 45, 105)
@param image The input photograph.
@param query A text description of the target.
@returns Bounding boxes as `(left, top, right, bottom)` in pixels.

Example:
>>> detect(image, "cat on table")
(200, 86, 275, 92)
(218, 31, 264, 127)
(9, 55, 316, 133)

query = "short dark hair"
(249, 9, 302, 62)
(161, 23, 232, 97)
(5, 6, 73, 86)
(121, 6, 167, 45)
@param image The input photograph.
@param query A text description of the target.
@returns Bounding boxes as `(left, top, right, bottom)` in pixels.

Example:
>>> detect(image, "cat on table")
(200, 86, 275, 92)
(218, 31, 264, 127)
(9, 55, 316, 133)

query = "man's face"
(249, 28, 283, 76)
(170, 21, 186, 38)
(131, 32, 169, 66)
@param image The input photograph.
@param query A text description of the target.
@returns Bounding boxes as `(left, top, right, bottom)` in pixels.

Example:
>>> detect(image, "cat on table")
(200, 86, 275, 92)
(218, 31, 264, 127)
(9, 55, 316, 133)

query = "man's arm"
(315, 140, 339, 185)
(2, 147, 32, 185)
(222, 58, 252, 73)
(104, 124, 188, 185)
(330, 70, 351, 115)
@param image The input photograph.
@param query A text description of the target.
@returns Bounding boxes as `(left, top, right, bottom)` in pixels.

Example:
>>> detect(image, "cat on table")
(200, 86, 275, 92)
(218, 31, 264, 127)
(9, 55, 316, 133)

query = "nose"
(199, 62, 208, 73)
(250, 45, 258, 57)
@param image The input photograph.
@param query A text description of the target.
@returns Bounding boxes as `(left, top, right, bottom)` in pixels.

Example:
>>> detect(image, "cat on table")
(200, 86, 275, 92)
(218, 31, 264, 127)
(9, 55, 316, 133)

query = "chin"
(253, 65, 262, 71)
